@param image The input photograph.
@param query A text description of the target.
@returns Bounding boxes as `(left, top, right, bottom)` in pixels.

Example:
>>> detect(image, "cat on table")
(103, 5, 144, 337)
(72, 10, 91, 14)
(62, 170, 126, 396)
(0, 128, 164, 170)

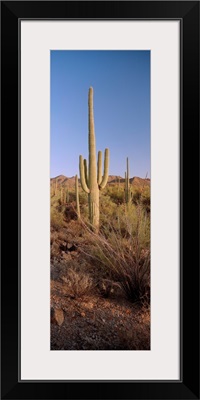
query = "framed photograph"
(1, 1, 199, 399)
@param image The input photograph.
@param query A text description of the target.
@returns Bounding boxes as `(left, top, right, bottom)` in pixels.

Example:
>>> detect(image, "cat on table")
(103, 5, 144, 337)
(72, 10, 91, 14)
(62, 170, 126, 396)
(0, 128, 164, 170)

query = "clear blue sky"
(50, 50, 150, 179)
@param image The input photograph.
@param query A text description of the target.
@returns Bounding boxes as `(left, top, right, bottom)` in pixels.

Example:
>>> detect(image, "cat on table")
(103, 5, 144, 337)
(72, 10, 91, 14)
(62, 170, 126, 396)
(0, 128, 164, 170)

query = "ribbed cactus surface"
(60, 186, 64, 204)
(79, 87, 109, 230)
(66, 188, 69, 203)
(125, 157, 132, 204)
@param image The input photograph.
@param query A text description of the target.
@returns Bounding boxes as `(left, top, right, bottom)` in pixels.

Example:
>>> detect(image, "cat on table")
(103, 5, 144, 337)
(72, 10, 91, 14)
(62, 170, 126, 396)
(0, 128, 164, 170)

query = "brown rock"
(51, 242, 60, 254)
(51, 307, 64, 326)
(61, 251, 72, 260)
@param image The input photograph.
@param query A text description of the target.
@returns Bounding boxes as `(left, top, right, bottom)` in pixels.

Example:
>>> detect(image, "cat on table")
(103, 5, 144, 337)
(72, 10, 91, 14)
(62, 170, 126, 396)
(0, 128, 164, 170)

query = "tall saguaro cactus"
(125, 157, 132, 204)
(79, 87, 109, 230)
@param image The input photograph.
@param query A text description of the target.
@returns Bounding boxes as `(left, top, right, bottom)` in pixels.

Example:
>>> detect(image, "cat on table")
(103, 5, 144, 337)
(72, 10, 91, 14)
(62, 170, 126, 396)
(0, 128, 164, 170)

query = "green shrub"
(106, 186, 125, 205)
(141, 187, 150, 213)
(51, 207, 64, 230)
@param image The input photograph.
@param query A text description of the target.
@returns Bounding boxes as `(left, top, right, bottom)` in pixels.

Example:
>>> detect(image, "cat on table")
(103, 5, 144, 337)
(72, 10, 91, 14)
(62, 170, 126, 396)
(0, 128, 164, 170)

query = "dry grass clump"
(61, 267, 95, 299)
(51, 207, 65, 230)
(80, 204, 150, 304)
(83, 232, 150, 303)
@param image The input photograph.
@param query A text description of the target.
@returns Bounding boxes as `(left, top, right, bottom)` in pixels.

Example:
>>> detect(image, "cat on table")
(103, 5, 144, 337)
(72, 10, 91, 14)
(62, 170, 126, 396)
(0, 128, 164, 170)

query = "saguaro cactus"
(65, 188, 69, 203)
(75, 175, 80, 218)
(125, 157, 132, 204)
(79, 87, 109, 230)
(60, 186, 64, 204)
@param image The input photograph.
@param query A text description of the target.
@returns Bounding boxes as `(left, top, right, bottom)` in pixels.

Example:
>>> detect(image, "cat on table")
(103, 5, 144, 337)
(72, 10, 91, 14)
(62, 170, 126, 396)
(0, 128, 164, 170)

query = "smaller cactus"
(60, 186, 64, 204)
(75, 175, 80, 219)
(125, 157, 132, 204)
(65, 188, 69, 203)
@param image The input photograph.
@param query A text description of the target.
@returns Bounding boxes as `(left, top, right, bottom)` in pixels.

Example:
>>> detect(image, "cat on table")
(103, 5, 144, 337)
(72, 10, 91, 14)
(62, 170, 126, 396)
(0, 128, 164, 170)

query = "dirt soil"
(50, 224, 150, 350)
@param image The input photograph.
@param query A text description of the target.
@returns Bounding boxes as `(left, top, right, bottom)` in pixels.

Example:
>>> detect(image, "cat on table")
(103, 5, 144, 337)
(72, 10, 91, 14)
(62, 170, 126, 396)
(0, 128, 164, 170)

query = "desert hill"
(51, 175, 150, 188)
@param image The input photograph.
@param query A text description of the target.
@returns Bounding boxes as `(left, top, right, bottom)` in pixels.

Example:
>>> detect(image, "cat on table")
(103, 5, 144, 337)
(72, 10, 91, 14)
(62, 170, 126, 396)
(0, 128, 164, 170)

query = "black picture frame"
(1, 1, 199, 399)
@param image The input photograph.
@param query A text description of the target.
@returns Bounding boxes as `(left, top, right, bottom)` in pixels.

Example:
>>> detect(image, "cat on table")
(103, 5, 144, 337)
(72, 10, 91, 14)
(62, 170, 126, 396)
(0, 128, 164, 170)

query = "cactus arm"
(84, 159, 89, 187)
(97, 151, 102, 185)
(79, 155, 90, 194)
(99, 148, 109, 190)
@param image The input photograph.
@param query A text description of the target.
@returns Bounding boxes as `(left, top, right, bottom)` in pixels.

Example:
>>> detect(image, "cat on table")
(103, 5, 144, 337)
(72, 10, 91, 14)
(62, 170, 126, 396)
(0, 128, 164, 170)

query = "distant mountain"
(130, 177, 150, 187)
(50, 175, 150, 188)
(50, 175, 76, 187)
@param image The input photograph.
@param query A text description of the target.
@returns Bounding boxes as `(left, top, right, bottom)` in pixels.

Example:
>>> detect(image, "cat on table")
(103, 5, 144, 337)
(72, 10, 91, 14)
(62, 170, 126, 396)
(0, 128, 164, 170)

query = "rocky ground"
(50, 223, 150, 351)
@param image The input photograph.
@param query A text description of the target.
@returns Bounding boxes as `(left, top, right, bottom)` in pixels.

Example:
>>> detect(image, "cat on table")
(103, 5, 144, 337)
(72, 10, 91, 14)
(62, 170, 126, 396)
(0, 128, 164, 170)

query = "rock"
(61, 252, 72, 260)
(50, 269, 59, 281)
(51, 242, 60, 254)
(51, 307, 64, 326)
(80, 312, 86, 317)
(67, 243, 77, 252)
(59, 241, 68, 251)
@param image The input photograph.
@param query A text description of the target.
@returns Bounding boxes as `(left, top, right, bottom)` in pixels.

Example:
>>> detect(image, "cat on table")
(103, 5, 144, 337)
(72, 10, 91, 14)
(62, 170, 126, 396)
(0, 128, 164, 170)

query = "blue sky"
(50, 50, 150, 179)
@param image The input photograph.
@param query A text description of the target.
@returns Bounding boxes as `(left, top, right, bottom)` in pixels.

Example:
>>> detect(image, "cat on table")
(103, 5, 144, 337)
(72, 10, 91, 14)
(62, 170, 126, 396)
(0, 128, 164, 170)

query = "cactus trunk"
(66, 188, 69, 203)
(88, 88, 99, 228)
(79, 87, 109, 230)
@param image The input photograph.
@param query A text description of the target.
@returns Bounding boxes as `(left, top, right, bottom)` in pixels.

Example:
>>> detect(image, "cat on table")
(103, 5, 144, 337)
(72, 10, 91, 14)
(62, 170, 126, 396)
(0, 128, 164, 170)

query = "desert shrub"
(61, 267, 94, 298)
(106, 186, 125, 205)
(51, 207, 64, 230)
(67, 191, 76, 202)
(79, 191, 88, 206)
(132, 189, 142, 205)
(64, 203, 78, 222)
(141, 187, 150, 213)
(80, 205, 150, 304)
(101, 203, 150, 249)
(99, 194, 118, 226)
(83, 230, 150, 303)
